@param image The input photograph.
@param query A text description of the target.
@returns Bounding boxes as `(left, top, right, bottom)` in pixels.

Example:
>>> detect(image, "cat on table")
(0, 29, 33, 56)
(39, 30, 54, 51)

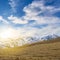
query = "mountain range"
(0, 34, 59, 48)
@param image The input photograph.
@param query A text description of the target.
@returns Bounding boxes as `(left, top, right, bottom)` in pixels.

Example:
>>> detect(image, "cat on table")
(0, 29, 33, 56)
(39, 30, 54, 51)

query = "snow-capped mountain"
(41, 34, 58, 40)
(0, 34, 59, 48)
(20, 34, 59, 44)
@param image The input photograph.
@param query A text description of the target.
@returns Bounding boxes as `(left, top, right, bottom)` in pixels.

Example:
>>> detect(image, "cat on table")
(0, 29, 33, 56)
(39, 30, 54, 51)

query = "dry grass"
(0, 38, 60, 60)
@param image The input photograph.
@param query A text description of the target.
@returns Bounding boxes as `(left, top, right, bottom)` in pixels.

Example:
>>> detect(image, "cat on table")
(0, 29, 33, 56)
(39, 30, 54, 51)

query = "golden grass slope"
(0, 37, 60, 60)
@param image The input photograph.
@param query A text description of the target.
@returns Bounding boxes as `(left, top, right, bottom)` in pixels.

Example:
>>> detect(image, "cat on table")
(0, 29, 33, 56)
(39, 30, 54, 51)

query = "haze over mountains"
(0, 33, 59, 48)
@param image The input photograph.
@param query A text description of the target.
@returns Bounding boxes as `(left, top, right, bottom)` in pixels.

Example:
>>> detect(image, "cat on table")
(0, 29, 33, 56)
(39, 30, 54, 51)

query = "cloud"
(8, 0, 60, 25)
(0, 26, 60, 47)
(21, 0, 60, 37)
(7, 0, 60, 36)
(23, 0, 60, 17)
(8, 15, 28, 24)
(9, 0, 18, 13)
(0, 16, 9, 24)
(22, 0, 60, 26)
(1, 0, 60, 38)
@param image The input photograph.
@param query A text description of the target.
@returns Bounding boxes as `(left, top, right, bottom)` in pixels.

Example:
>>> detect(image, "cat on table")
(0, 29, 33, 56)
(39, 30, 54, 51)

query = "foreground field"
(0, 38, 60, 60)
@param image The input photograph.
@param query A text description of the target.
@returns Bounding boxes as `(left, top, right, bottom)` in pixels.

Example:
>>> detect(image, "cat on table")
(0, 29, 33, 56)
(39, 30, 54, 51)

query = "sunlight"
(0, 27, 21, 42)
(0, 30, 13, 39)
(0, 27, 24, 47)
(0, 28, 17, 40)
(0, 27, 33, 47)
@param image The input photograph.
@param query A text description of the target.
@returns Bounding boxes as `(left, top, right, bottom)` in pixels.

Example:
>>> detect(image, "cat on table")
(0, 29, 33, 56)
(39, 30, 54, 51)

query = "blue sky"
(0, 0, 60, 39)
(0, 0, 33, 17)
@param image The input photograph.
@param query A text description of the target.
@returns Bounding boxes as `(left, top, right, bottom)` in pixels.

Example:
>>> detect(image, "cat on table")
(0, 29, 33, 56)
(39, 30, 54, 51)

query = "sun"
(0, 27, 22, 47)
(0, 30, 12, 39)
(0, 28, 21, 41)
(0, 28, 15, 40)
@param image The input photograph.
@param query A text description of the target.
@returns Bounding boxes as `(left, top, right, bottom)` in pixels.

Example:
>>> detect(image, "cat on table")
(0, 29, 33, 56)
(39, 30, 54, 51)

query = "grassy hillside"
(0, 37, 60, 60)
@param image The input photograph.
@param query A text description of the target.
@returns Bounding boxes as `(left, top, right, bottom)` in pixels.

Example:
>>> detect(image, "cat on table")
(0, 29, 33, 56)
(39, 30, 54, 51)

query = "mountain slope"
(0, 37, 60, 60)
(0, 34, 59, 48)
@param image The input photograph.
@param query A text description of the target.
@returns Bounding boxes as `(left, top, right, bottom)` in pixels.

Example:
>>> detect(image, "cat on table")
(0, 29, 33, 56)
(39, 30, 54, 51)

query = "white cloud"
(9, 0, 18, 13)
(33, 16, 60, 25)
(0, 16, 9, 24)
(0, 16, 2, 20)
(21, 0, 60, 26)
(2, 0, 60, 38)
(0, 25, 60, 47)
(21, 0, 60, 37)
(8, 0, 60, 25)
(8, 15, 28, 24)
(23, 0, 60, 17)
(7, 0, 60, 34)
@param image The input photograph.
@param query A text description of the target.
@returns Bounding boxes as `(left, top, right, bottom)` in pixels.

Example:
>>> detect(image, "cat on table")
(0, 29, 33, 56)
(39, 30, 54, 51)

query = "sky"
(0, 0, 60, 45)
